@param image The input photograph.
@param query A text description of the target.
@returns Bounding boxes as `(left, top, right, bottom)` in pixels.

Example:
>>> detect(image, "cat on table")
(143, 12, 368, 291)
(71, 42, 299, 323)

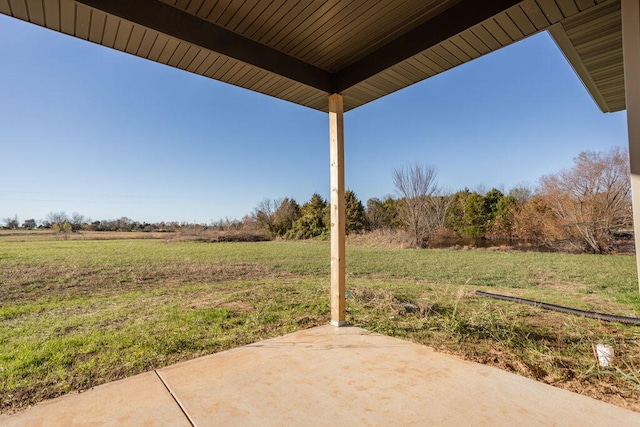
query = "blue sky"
(0, 14, 629, 224)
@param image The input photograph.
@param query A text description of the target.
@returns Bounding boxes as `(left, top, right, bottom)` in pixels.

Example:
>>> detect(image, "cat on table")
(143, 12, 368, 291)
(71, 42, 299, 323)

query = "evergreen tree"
(345, 190, 368, 234)
(463, 192, 486, 238)
(287, 193, 329, 239)
(272, 198, 301, 237)
(446, 189, 471, 235)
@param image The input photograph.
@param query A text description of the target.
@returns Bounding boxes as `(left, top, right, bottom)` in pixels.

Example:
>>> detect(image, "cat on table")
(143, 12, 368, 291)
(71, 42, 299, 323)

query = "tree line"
(1, 212, 243, 234)
(251, 147, 632, 254)
(3, 147, 631, 254)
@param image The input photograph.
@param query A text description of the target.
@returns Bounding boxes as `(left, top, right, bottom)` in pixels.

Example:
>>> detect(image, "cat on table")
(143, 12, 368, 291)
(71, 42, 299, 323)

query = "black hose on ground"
(475, 290, 640, 326)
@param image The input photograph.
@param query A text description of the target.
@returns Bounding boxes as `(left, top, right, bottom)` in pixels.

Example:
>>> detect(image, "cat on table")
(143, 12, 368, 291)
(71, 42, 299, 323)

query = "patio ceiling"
(0, 0, 625, 113)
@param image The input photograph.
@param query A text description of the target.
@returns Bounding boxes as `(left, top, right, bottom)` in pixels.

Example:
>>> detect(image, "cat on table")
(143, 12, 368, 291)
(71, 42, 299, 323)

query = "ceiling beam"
(77, 0, 528, 95)
(76, 0, 334, 93)
(334, 0, 525, 92)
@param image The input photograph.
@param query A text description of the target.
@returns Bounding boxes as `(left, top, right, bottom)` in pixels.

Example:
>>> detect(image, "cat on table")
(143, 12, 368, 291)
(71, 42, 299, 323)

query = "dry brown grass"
(347, 229, 413, 248)
(171, 228, 270, 243)
(0, 229, 271, 243)
(0, 230, 168, 242)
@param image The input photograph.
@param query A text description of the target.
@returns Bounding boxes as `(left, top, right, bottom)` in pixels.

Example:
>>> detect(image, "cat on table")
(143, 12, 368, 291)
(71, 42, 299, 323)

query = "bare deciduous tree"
(46, 211, 73, 236)
(22, 219, 37, 230)
(393, 163, 446, 247)
(70, 212, 86, 231)
(538, 147, 632, 253)
(3, 215, 19, 229)
(46, 211, 69, 227)
(426, 195, 452, 234)
(254, 198, 301, 238)
(509, 183, 534, 204)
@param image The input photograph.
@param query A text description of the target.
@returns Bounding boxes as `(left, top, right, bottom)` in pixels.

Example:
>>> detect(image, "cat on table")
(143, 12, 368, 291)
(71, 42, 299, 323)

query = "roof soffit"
(75, 0, 525, 94)
(0, 0, 626, 112)
(550, 0, 624, 112)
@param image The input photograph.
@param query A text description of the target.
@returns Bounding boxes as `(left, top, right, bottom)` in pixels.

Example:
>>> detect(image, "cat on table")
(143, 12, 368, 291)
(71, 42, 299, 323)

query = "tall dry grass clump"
(172, 227, 269, 243)
(347, 229, 413, 248)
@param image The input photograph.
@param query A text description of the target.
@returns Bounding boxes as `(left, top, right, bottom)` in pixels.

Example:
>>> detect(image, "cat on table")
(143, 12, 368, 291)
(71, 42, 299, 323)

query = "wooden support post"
(622, 0, 640, 293)
(329, 94, 346, 326)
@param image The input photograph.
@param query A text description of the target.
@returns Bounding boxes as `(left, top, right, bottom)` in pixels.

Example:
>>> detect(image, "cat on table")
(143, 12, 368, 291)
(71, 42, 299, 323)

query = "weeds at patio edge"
(346, 282, 640, 410)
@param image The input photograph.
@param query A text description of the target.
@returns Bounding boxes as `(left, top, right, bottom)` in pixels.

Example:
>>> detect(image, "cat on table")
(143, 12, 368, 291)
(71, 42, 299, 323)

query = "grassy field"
(1, 235, 640, 413)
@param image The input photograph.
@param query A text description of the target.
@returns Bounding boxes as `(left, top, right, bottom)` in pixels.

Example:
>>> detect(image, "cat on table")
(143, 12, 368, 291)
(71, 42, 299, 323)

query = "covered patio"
(3, 0, 640, 423)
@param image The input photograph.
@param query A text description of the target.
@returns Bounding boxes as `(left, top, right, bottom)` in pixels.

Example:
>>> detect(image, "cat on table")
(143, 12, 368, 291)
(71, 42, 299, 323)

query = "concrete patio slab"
(3, 325, 640, 426)
(158, 325, 640, 426)
(0, 371, 190, 427)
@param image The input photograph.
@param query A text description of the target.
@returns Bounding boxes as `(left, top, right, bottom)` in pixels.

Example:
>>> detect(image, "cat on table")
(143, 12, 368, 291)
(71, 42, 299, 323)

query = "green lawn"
(1, 238, 640, 412)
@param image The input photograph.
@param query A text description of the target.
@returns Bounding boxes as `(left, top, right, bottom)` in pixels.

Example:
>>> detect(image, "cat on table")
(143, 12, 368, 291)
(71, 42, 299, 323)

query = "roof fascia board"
(549, 23, 612, 113)
(335, 0, 524, 92)
(75, 0, 334, 93)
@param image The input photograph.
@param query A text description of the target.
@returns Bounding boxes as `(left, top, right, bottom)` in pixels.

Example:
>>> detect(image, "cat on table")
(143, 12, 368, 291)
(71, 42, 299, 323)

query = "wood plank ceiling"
(0, 0, 625, 113)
